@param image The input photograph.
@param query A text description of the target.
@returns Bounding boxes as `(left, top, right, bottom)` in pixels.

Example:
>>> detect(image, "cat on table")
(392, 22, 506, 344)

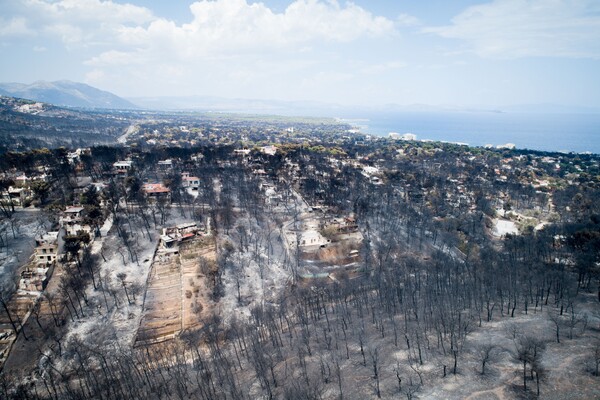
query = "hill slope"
(0, 96, 132, 152)
(0, 80, 138, 109)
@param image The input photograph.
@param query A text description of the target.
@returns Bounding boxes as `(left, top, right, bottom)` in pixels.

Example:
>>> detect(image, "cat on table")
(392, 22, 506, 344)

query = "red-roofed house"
(143, 183, 171, 201)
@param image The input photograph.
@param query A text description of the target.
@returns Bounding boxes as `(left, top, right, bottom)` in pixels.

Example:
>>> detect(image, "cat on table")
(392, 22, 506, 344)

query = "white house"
(261, 145, 277, 156)
(182, 172, 200, 190)
(34, 232, 59, 265)
(60, 206, 92, 236)
(158, 159, 173, 169)
(113, 160, 133, 174)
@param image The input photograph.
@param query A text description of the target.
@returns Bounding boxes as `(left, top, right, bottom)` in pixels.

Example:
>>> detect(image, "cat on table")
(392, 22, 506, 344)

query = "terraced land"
(135, 236, 216, 346)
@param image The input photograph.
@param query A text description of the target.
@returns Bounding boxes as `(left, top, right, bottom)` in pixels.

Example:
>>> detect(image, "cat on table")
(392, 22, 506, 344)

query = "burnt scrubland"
(0, 110, 599, 399)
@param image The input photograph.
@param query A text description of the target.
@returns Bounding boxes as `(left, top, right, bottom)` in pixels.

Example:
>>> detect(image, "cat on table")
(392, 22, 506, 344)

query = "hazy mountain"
(129, 95, 499, 117)
(129, 94, 600, 118)
(0, 80, 138, 110)
(128, 94, 345, 116)
(128, 95, 503, 117)
(498, 103, 600, 114)
(129, 95, 472, 116)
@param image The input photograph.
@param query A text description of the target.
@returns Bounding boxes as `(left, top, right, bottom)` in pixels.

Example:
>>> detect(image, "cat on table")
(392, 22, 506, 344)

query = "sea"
(337, 111, 600, 154)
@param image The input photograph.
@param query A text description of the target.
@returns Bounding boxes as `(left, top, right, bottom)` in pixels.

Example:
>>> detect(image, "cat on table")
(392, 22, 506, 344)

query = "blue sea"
(338, 111, 600, 154)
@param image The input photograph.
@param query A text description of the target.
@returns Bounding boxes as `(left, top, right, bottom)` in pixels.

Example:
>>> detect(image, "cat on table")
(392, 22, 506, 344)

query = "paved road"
(117, 123, 138, 144)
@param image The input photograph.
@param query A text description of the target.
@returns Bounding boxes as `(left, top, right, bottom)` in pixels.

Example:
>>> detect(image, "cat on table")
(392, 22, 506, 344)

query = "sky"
(1, 0, 600, 109)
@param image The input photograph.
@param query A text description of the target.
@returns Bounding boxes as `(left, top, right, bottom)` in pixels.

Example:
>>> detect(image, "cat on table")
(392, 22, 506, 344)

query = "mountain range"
(0, 80, 137, 110)
(2, 80, 598, 116)
(129, 95, 600, 117)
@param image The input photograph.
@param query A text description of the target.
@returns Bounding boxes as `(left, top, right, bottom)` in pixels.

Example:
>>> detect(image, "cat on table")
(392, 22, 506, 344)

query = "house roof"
(177, 222, 197, 229)
(65, 206, 84, 213)
(161, 235, 175, 243)
(143, 183, 170, 194)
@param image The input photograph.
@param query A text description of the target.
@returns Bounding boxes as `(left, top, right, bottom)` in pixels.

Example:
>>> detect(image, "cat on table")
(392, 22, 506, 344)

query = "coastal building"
(157, 159, 173, 170)
(143, 183, 171, 201)
(260, 145, 277, 156)
(34, 231, 60, 265)
(160, 222, 204, 249)
(388, 132, 417, 141)
(497, 143, 516, 150)
(113, 160, 133, 175)
(182, 172, 200, 190)
(19, 265, 53, 292)
(60, 206, 92, 236)
(67, 148, 89, 165)
(1, 186, 32, 206)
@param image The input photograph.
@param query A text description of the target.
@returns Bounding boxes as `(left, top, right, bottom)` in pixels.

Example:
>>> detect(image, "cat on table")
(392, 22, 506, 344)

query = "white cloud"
(0, 17, 35, 37)
(11, 0, 394, 56)
(425, 0, 600, 59)
(397, 13, 420, 27)
(105, 0, 395, 61)
(78, 0, 397, 99)
(24, 0, 154, 25)
(361, 60, 407, 74)
(5, 0, 400, 101)
(11, 0, 155, 46)
(85, 49, 148, 67)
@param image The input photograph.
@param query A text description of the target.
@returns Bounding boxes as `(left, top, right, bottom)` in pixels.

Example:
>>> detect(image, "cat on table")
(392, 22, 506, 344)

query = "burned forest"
(1, 112, 600, 399)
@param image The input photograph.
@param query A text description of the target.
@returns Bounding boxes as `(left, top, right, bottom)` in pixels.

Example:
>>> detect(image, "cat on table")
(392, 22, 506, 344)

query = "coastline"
(340, 111, 600, 154)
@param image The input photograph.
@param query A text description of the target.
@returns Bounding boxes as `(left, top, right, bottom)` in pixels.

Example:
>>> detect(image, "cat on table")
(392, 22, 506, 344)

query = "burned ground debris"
(0, 109, 599, 399)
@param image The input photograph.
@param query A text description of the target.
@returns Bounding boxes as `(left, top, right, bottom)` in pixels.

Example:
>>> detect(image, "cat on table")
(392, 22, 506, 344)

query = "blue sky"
(1, 0, 599, 109)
